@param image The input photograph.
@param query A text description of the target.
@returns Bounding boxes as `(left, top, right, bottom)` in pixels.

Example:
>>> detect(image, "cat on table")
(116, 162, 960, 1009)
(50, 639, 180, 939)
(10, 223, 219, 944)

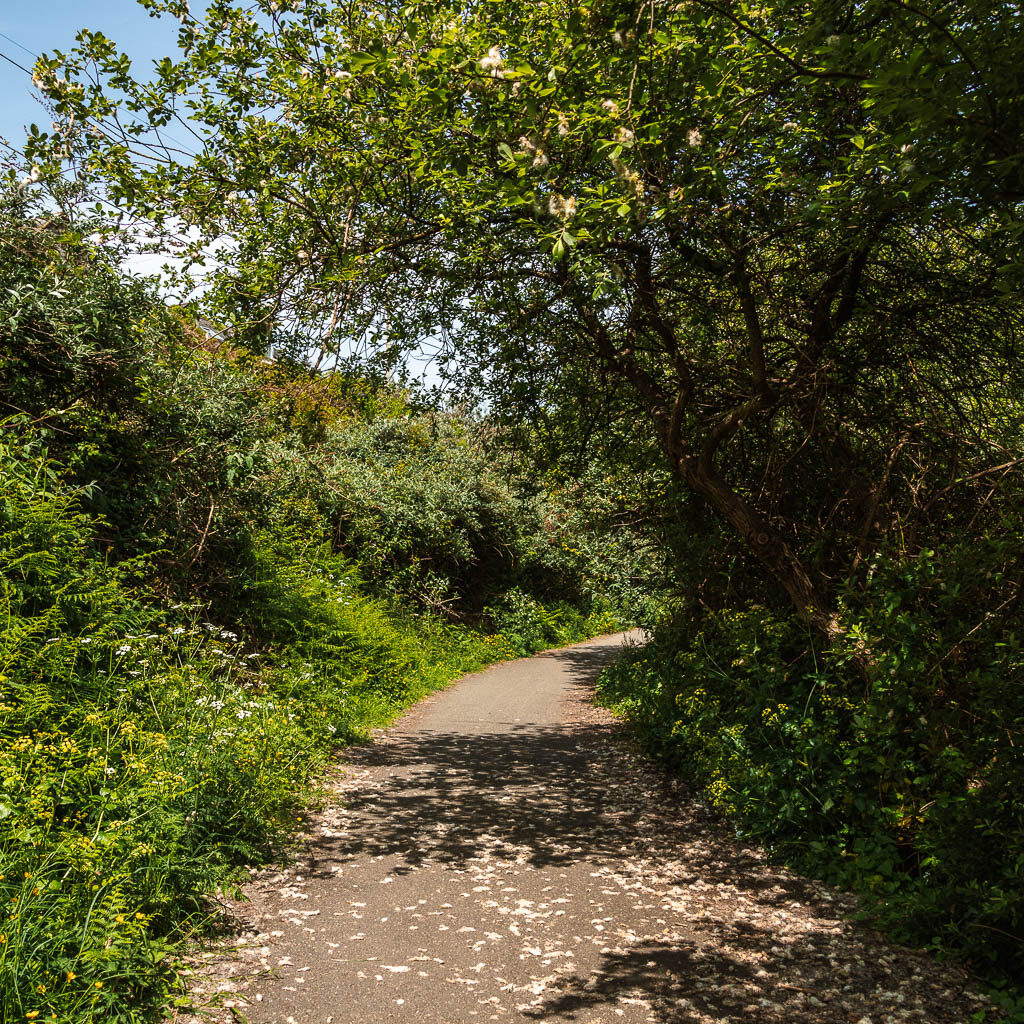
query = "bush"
(0, 430, 551, 1021)
(484, 587, 618, 657)
(598, 538, 1024, 993)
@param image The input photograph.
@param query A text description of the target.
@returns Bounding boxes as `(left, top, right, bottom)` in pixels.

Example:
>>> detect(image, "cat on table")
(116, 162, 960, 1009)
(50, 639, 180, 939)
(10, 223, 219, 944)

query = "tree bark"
(678, 453, 844, 644)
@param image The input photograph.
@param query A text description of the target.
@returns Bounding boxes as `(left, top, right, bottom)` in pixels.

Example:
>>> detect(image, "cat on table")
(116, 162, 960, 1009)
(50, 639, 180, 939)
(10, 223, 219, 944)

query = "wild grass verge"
(0, 433, 616, 1023)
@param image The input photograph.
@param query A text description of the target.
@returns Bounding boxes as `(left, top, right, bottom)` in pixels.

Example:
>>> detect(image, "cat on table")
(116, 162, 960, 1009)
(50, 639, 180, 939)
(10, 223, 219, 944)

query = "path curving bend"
(183, 632, 997, 1024)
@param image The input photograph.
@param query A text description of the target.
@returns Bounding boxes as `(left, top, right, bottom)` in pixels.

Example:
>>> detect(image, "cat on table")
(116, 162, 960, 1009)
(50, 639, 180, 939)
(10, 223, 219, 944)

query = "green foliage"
(0, 193, 624, 1022)
(315, 415, 538, 611)
(11, 0, 1024, 1011)
(29, 0, 1024, 640)
(484, 588, 618, 658)
(599, 535, 1024, 993)
(0, 426, 597, 1022)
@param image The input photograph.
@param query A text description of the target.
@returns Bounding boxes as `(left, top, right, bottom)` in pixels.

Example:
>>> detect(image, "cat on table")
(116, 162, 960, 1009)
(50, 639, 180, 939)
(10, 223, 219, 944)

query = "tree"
(32, 0, 1024, 648)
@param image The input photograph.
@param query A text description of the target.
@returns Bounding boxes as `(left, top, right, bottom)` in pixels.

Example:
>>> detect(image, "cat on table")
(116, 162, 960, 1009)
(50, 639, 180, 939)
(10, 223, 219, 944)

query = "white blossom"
(547, 194, 576, 219)
(479, 45, 504, 77)
(687, 128, 702, 147)
(601, 99, 620, 116)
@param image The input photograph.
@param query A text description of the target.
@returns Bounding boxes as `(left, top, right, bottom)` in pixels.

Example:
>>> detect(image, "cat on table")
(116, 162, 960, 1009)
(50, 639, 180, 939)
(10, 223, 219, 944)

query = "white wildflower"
(687, 128, 702, 147)
(105, 767, 116, 776)
(115, 644, 131, 656)
(601, 99, 620, 115)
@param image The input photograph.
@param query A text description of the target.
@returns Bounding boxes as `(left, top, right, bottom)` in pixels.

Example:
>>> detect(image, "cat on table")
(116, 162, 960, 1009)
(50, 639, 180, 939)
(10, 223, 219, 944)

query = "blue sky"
(0, 1, 193, 146)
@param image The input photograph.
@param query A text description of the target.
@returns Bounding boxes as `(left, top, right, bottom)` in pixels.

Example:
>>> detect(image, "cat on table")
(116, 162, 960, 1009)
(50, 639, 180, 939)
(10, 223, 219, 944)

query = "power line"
(0, 30, 37, 58)
(0, 29, 198, 156)
(0, 48, 32, 76)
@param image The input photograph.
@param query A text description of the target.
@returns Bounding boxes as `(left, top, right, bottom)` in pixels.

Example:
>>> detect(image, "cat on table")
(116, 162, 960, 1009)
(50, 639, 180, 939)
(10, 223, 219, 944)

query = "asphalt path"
(183, 632, 997, 1024)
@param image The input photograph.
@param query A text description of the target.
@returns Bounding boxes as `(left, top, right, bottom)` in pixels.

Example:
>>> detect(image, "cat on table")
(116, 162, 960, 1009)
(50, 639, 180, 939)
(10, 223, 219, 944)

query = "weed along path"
(180, 633, 999, 1024)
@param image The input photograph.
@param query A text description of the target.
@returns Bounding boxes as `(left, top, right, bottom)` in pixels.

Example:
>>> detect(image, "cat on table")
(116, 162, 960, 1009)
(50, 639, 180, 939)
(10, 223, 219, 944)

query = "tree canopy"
(28, 0, 1024, 643)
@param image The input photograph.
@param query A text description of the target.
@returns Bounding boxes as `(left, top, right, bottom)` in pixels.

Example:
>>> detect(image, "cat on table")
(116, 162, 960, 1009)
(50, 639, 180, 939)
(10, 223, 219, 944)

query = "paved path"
(181, 633, 998, 1024)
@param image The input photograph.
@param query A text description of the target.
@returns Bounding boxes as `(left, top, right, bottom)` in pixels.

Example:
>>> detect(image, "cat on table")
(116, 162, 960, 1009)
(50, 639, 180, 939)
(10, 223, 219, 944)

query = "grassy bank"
(0, 431, 617, 1022)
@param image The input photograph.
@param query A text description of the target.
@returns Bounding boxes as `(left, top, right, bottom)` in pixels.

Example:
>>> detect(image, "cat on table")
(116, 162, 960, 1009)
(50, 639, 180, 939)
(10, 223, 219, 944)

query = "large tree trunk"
(678, 454, 845, 644)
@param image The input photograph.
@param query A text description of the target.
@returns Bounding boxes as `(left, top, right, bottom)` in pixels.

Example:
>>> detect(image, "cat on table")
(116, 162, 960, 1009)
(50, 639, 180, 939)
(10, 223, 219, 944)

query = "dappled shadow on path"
(304, 641, 824, 896)
(248, 640, 987, 1024)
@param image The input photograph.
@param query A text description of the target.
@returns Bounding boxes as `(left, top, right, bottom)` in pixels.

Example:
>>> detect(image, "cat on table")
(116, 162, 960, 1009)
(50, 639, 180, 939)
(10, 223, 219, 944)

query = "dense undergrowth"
(599, 536, 1024, 1012)
(0, 195, 624, 1021)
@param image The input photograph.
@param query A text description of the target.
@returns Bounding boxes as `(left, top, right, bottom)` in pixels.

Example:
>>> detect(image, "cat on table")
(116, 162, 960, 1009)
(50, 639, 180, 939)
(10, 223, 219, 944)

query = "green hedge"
(598, 542, 1024, 1007)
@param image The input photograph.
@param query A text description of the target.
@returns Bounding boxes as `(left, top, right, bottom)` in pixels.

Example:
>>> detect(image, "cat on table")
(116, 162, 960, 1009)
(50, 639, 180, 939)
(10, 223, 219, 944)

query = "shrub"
(598, 538, 1024, 992)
